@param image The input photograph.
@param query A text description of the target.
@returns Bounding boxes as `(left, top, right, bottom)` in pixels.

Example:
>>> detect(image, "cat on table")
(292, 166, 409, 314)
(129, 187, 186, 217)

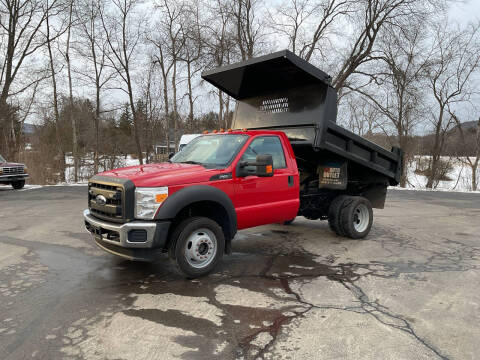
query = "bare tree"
(231, 0, 263, 60)
(343, 94, 382, 137)
(350, 25, 427, 187)
(74, 0, 116, 173)
(99, 0, 144, 164)
(204, 0, 237, 129)
(45, 0, 67, 181)
(333, 0, 423, 94)
(0, 0, 61, 159)
(178, 0, 203, 132)
(64, 0, 79, 181)
(269, 0, 350, 61)
(425, 23, 480, 189)
(449, 111, 480, 191)
(150, 0, 186, 151)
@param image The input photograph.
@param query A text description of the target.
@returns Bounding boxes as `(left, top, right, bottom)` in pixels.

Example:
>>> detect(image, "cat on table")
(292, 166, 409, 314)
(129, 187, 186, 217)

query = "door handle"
(288, 175, 294, 187)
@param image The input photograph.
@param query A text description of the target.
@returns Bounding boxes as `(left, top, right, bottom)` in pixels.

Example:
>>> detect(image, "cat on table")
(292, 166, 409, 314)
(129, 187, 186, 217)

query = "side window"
(241, 136, 287, 169)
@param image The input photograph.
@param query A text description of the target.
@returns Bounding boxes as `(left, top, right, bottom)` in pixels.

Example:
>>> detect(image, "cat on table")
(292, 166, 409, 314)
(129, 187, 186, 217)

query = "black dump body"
(202, 50, 402, 215)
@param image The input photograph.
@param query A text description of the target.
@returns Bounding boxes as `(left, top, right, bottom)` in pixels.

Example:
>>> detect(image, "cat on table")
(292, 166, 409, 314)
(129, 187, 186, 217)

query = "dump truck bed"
(202, 50, 402, 186)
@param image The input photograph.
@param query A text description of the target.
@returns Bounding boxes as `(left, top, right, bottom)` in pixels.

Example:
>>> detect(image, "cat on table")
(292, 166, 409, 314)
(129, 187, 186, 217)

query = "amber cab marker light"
(203, 130, 209, 134)
(227, 128, 232, 132)
(220, 128, 225, 132)
(213, 129, 218, 133)
(242, 128, 247, 131)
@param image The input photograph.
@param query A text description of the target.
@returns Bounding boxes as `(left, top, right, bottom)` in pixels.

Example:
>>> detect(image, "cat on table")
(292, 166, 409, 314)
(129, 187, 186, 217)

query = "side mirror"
(168, 152, 175, 160)
(238, 154, 274, 177)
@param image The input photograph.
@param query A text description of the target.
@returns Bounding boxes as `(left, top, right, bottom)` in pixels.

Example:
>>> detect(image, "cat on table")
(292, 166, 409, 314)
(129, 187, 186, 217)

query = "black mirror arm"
(240, 161, 265, 167)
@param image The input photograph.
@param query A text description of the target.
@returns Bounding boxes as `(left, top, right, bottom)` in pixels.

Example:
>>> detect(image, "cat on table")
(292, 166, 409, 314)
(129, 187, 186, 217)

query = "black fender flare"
(155, 185, 237, 240)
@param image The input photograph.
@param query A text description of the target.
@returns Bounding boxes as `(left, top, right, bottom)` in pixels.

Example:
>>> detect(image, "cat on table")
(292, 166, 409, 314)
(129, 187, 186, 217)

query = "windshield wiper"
(178, 160, 204, 166)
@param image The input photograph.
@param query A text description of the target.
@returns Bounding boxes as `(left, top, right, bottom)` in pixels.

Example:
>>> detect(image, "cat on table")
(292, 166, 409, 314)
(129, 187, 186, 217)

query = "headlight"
(135, 187, 169, 220)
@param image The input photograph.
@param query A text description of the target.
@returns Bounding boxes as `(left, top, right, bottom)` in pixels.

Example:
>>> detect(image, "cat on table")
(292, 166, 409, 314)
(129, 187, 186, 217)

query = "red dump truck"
(83, 50, 402, 277)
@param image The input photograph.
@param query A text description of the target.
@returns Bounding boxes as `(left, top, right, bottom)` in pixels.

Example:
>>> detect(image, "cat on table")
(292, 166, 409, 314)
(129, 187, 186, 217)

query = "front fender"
(155, 185, 237, 239)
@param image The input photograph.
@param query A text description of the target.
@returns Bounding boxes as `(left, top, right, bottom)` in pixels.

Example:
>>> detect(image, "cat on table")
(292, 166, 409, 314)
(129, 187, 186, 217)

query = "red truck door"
(233, 135, 299, 229)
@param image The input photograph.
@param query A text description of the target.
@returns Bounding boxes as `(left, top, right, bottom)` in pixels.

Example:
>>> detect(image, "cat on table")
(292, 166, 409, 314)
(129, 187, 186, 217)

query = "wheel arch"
(156, 185, 237, 253)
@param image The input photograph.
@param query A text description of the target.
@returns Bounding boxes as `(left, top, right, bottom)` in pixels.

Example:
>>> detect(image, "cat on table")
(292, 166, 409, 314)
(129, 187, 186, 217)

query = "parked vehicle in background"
(83, 50, 402, 278)
(178, 134, 201, 151)
(0, 155, 28, 189)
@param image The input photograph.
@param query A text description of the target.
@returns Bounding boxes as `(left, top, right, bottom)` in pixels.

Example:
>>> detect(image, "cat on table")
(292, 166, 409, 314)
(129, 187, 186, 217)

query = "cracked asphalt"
(0, 185, 479, 359)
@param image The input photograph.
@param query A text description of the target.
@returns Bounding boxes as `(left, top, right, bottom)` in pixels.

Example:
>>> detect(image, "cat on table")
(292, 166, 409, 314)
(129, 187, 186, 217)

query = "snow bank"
(390, 156, 480, 193)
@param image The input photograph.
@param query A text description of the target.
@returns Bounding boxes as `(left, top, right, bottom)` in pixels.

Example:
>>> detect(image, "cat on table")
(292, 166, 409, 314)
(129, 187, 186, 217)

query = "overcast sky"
(450, 0, 480, 23)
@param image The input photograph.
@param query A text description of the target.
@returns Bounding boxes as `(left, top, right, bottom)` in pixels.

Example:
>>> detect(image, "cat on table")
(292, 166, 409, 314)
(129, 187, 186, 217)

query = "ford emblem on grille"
(95, 195, 107, 206)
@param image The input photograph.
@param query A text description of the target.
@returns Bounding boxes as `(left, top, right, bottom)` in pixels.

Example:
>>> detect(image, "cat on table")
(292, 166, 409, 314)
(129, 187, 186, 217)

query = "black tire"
(171, 216, 225, 278)
(339, 196, 373, 239)
(328, 195, 349, 236)
(283, 218, 295, 225)
(11, 180, 25, 190)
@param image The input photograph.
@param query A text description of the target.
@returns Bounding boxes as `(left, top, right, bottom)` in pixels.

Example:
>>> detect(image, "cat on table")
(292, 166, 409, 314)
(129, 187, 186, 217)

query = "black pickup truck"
(0, 154, 28, 189)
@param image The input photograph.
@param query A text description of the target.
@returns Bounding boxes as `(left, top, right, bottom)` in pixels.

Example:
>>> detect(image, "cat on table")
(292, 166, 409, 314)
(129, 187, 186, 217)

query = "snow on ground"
(389, 156, 480, 193)
(63, 155, 141, 184)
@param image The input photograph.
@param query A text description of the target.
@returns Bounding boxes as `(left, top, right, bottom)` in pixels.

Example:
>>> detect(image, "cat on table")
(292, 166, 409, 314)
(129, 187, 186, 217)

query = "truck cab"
(84, 130, 299, 277)
(84, 50, 402, 278)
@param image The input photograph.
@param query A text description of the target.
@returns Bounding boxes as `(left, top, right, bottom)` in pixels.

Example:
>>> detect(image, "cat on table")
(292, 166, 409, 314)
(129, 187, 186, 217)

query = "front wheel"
(172, 217, 225, 278)
(11, 180, 25, 190)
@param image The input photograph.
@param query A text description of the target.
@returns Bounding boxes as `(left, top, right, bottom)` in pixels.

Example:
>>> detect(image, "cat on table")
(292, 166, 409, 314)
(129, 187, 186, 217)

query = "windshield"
(171, 134, 248, 169)
(0, 154, 5, 163)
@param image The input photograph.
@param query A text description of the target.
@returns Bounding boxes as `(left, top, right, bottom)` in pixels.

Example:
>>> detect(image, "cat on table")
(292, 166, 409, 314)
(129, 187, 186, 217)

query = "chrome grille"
(88, 181, 124, 222)
(2, 167, 24, 175)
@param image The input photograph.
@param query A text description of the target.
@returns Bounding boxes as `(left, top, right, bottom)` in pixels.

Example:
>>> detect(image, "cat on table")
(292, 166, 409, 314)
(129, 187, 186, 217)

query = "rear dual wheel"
(328, 196, 373, 239)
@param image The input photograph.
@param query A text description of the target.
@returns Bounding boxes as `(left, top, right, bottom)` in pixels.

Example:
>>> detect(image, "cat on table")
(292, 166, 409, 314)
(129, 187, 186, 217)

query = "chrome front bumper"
(83, 209, 161, 249)
(0, 174, 29, 180)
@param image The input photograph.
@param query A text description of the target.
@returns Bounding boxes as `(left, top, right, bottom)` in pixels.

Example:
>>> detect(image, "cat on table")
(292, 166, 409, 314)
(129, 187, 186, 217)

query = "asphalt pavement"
(0, 185, 479, 359)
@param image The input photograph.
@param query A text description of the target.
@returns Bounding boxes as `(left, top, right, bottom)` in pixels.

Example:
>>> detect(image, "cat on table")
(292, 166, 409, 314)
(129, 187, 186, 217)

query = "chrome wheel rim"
(353, 204, 369, 233)
(184, 228, 217, 269)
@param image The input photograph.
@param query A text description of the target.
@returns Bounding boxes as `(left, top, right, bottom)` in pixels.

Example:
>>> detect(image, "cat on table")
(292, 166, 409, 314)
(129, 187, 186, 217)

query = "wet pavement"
(0, 185, 479, 359)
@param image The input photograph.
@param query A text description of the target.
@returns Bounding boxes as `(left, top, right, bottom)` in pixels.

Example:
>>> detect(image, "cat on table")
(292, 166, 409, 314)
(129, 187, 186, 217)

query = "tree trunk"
(66, 0, 78, 182)
(125, 68, 143, 164)
(172, 60, 178, 150)
(472, 164, 478, 191)
(46, 9, 65, 183)
(94, 87, 100, 174)
(162, 72, 170, 154)
(218, 90, 224, 129)
(187, 61, 194, 132)
(398, 133, 408, 188)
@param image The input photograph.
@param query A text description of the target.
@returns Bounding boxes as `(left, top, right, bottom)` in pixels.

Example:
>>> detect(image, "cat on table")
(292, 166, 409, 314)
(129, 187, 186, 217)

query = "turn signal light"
(266, 165, 273, 173)
(155, 193, 168, 203)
